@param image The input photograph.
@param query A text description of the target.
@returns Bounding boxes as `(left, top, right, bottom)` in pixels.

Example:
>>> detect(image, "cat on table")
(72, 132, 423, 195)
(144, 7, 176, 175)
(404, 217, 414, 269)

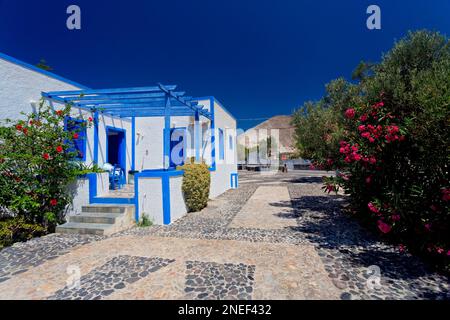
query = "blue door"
(106, 127, 126, 172)
(170, 128, 186, 168)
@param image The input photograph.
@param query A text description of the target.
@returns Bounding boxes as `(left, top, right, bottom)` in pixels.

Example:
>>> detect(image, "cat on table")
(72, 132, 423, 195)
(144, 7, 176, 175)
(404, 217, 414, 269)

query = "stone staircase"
(99, 184, 134, 198)
(56, 204, 136, 236)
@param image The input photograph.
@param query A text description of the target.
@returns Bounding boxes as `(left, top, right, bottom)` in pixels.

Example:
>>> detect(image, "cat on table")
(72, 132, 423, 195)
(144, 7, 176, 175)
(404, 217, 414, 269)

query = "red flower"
(360, 114, 368, 122)
(339, 147, 346, 154)
(369, 156, 376, 164)
(73, 133, 79, 139)
(56, 110, 64, 116)
(50, 199, 58, 206)
(377, 220, 392, 234)
(447, 250, 450, 256)
(361, 132, 370, 139)
(368, 137, 375, 143)
(15, 124, 23, 131)
(22, 128, 28, 135)
(88, 117, 93, 122)
(56, 145, 63, 153)
(358, 125, 366, 132)
(352, 153, 361, 161)
(345, 108, 355, 119)
(42, 153, 50, 160)
(368, 202, 380, 213)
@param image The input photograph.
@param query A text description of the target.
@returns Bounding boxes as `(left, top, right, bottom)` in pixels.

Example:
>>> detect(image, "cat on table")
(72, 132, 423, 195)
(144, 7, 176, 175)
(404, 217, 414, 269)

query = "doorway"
(106, 127, 126, 173)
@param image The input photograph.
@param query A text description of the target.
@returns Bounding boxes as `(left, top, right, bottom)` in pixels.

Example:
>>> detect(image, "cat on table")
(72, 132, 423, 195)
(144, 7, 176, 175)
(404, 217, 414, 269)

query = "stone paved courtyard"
(0, 170, 449, 300)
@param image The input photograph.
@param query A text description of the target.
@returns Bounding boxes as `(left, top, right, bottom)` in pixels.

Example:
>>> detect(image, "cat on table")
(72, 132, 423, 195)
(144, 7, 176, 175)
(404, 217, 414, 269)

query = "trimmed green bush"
(179, 161, 211, 212)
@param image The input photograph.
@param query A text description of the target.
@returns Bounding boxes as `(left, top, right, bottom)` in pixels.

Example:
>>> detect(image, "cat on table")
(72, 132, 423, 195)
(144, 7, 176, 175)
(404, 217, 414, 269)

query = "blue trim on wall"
(163, 95, 171, 169)
(210, 97, 216, 171)
(0, 51, 89, 89)
(88, 173, 98, 203)
(90, 197, 134, 204)
(192, 96, 236, 121)
(131, 117, 136, 171)
(218, 128, 224, 161)
(194, 111, 200, 162)
(161, 175, 171, 225)
(93, 112, 99, 165)
(230, 172, 239, 189)
(133, 169, 184, 225)
(134, 175, 139, 222)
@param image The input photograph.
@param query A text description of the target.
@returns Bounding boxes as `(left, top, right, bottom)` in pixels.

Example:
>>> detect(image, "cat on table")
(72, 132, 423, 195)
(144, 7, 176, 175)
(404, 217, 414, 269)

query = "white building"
(0, 52, 238, 232)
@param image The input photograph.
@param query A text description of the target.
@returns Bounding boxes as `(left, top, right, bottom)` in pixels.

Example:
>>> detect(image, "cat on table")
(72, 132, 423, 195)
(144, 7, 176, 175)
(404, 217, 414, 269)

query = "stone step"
(69, 212, 122, 224)
(57, 204, 136, 236)
(82, 205, 129, 214)
(56, 222, 114, 236)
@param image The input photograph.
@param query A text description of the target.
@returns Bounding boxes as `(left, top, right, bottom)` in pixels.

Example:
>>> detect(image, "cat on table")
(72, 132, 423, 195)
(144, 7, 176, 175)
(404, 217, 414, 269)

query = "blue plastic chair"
(109, 164, 125, 190)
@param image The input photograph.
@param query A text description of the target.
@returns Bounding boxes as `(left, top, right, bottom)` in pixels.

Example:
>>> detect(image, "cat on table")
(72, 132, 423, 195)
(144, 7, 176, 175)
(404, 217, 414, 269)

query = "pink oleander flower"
(358, 125, 366, 132)
(424, 223, 432, 232)
(391, 214, 401, 222)
(345, 108, 355, 119)
(368, 202, 379, 213)
(436, 247, 444, 254)
(377, 220, 392, 234)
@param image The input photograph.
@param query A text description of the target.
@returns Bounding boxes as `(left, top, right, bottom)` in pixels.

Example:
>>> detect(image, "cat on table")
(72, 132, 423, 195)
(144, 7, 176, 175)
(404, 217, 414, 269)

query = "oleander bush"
(0, 100, 94, 247)
(179, 160, 211, 212)
(293, 30, 450, 270)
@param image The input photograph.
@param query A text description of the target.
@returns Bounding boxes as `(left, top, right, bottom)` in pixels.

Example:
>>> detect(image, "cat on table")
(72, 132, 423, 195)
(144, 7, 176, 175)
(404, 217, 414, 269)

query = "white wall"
(66, 172, 109, 217)
(210, 99, 238, 198)
(137, 177, 163, 224)
(170, 176, 188, 222)
(0, 56, 83, 121)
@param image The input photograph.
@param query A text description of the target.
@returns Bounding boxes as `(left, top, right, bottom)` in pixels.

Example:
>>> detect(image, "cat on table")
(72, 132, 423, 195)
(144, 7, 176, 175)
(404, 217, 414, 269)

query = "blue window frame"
(219, 128, 224, 160)
(229, 135, 233, 149)
(64, 117, 87, 161)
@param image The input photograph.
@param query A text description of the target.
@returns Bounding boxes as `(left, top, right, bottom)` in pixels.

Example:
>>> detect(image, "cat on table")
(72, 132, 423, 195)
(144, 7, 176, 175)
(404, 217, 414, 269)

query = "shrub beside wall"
(179, 161, 211, 212)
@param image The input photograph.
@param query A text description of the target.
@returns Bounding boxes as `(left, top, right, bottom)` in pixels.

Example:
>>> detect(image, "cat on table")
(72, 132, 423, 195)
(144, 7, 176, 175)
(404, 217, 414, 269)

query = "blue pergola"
(42, 83, 211, 169)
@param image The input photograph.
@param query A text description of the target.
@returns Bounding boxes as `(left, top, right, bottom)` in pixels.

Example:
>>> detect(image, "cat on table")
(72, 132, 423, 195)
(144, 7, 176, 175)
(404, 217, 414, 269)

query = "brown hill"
(238, 115, 296, 153)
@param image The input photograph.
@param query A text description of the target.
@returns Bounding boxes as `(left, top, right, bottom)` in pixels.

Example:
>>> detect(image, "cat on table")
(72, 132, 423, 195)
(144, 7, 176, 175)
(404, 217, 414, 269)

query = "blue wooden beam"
(61, 91, 186, 102)
(195, 110, 200, 162)
(163, 95, 171, 169)
(44, 85, 177, 97)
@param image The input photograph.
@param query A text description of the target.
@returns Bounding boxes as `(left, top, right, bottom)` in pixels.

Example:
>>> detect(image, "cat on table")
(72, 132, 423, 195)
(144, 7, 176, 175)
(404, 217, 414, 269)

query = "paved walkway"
(0, 171, 449, 300)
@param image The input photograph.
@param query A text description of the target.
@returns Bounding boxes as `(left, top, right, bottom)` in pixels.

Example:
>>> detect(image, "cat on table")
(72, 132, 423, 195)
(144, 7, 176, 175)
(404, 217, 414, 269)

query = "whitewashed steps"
(56, 204, 135, 236)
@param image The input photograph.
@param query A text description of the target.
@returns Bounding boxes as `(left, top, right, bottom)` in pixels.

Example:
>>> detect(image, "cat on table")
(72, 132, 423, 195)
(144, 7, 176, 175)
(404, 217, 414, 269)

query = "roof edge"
(0, 52, 89, 89)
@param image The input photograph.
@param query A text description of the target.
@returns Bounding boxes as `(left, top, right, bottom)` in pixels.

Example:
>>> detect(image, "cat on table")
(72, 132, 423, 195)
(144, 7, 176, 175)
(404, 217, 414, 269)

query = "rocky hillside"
(238, 115, 296, 154)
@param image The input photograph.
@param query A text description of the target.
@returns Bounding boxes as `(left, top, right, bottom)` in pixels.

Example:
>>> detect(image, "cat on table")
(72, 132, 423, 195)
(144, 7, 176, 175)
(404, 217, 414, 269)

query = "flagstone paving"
(0, 170, 448, 300)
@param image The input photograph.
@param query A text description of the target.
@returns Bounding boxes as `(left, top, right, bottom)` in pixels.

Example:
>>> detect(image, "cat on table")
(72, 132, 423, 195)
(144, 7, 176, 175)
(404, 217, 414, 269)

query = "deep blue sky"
(1, 1, 449, 129)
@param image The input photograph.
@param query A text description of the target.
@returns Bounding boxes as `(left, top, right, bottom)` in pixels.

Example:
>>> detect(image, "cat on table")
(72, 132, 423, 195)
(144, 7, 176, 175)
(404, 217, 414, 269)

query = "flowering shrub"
(293, 31, 450, 270)
(0, 100, 94, 244)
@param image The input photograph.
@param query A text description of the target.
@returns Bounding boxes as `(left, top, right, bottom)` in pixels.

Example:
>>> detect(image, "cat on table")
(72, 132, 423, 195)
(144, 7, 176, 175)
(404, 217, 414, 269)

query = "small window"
(229, 135, 233, 149)
(218, 128, 224, 160)
(65, 117, 87, 161)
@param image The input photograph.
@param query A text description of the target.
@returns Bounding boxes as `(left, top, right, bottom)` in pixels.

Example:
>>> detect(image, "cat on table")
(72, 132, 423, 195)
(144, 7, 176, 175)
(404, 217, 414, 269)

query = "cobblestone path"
(0, 170, 448, 300)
